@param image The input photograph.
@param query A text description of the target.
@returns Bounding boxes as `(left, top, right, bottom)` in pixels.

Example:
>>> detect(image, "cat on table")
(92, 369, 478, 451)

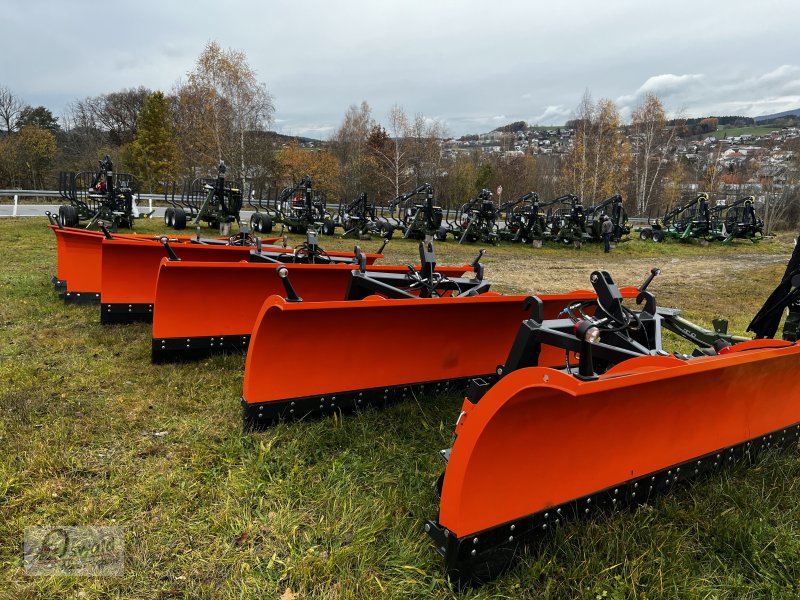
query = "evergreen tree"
(126, 91, 179, 192)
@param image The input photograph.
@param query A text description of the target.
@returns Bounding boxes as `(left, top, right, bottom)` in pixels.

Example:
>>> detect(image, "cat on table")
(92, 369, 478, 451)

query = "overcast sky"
(3, 0, 799, 138)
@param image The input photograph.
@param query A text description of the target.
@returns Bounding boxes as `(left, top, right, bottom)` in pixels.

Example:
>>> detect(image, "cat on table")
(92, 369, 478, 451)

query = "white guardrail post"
(13, 194, 18, 216)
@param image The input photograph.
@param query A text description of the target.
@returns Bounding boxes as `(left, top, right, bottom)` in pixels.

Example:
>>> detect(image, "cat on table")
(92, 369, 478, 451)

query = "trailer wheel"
(435, 227, 448, 241)
(378, 223, 394, 240)
(261, 214, 273, 233)
(173, 208, 187, 230)
(322, 220, 336, 236)
(164, 208, 175, 228)
(378, 223, 394, 239)
(652, 229, 665, 243)
(639, 228, 652, 240)
(59, 205, 79, 227)
(66, 206, 78, 227)
(250, 213, 263, 232)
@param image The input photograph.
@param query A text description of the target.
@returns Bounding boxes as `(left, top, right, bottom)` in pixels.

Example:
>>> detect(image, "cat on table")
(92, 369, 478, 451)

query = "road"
(0, 204, 258, 220)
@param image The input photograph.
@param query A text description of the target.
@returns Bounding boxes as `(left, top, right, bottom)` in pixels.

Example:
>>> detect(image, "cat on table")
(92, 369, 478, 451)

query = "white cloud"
(531, 105, 572, 125)
(616, 67, 800, 122)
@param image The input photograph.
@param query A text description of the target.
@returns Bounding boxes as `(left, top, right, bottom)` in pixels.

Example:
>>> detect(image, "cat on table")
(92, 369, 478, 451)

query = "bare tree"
(69, 88, 150, 145)
(331, 101, 375, 199)
(186, 41, 275, 188)
(562, 93, 630, 203)
(0, 86, 24, 134)
(368, 104, 411, 198)
(630, 93, 679, 214)
(407, 112, 447, 191)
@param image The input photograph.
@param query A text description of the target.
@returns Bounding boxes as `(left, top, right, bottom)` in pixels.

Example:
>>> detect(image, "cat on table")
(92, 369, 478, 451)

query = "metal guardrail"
(0, 189, 173, 217)
(1, 189, 656, 223)
(0, 189, 167, 201)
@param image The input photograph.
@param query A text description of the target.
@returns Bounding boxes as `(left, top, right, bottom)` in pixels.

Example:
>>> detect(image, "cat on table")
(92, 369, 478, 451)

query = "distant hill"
(492, 121, 528, 133)
(264, 131, 323, 145)
(754, 108, 800, 123)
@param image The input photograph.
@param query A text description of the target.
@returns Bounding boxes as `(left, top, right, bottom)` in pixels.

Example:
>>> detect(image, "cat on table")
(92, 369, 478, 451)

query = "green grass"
(1, 218, 800, 598)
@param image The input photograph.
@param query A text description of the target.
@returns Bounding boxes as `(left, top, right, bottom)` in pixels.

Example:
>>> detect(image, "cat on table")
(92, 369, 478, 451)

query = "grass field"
(2, 218, 800, 598)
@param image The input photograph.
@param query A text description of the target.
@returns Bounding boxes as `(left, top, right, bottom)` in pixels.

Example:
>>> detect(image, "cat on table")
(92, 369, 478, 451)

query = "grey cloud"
(2, 0, 799, 137)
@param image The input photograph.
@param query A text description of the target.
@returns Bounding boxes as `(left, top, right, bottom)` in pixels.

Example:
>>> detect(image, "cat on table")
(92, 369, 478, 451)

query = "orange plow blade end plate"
(428, 342, 800, 583)
(151, 261, 472, 362)
(51, 227, 107, 304)
(241, 288, 639, 426)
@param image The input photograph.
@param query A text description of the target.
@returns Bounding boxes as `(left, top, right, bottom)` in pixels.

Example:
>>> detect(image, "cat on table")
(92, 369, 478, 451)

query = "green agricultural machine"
(165, 161, 243, 232)
(328, 192, 396, 239)
(639, 193, 762, 244)
(58, 155, 139, 231)
(381, 183, 444, 240)
(444, 189, 500, 244)
(586, 194, 630, 243)
(546, 194, 587, 245)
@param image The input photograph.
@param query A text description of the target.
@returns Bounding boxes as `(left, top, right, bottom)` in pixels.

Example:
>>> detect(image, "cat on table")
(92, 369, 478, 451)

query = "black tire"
(59, 205, 79, 227)
(261, 214, 273, 233)
(639, 228, 652, 241)
(250, 213, 262, 232)
(435, 227, 448, 241)
(322, 220, 336, 236)
(67, 206, 79, 227)
(378, 223, 394, 239)
(164, 207, 175, 228)
(652, 229, 665, 243)
(173, 207, 187, 230)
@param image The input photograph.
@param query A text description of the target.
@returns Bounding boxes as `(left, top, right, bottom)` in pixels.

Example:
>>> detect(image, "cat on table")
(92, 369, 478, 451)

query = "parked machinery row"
(248, 176, 632, 245)
(639, 193, 764, 243)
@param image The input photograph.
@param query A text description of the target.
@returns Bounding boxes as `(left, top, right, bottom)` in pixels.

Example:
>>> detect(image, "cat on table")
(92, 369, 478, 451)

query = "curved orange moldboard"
(101, 239, 252, 301)
(438, 342, 800, 539)
(49, 225, 241, 299)
(100, 238, 382, 320)
(241, 288, 639, 423)
(152, 261, 472, 340)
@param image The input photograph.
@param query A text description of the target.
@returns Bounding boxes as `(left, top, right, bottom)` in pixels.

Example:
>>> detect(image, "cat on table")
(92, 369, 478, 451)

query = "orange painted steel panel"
(100, 239, 383, 306)
(152, 261, 472, 340)
(100, 239, 252, 305)
(242, 288, 639, 407)
(49, 225, 235, 293)
(54, 228, 108, 294)
(438, 342, 800, 538)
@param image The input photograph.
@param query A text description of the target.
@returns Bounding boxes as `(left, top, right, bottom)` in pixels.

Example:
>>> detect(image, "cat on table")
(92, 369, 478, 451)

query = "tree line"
(1, 42, 798, 227)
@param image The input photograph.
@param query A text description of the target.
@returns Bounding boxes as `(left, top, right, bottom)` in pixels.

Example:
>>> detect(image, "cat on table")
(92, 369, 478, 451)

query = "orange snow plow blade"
(241, 287, 639, 426)
(422, 265, 800, 584)
(48, 224, 279, 303)
(99, 239, 382, 323)
(429, 342, 800, 583)
(151, 261, 472, 362)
